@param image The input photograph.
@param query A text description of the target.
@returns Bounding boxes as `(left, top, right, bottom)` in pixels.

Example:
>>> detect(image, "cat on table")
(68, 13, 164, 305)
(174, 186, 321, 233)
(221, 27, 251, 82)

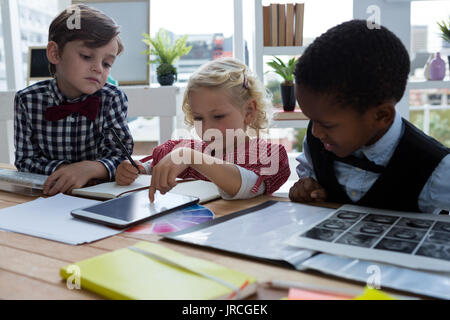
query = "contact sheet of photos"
(286, 205, 450, 272)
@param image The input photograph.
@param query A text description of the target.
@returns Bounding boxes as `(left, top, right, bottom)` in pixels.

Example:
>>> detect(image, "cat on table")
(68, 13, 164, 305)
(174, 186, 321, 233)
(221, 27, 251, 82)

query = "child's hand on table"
(148, 147, 191, 202)
(43, 161, 107, 196)
(289, 177, 327, 203)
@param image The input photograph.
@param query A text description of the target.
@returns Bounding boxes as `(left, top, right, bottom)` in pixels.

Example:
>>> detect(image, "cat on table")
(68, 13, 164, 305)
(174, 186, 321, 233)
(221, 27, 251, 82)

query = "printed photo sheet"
(286, 204, 450, 272)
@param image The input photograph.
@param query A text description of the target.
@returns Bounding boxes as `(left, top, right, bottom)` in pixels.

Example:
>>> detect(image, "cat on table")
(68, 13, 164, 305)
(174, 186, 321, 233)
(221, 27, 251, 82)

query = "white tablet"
(71, 190, 199, 228)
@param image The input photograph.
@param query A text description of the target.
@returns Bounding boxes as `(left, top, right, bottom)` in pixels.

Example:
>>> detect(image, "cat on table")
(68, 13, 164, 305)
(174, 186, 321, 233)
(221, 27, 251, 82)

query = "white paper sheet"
(286, 204, 450, 273)
(0, 194, 122, 245)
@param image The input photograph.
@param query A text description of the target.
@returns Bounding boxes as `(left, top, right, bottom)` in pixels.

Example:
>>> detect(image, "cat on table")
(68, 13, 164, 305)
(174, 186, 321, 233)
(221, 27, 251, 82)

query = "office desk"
(0, 164, 415, 300)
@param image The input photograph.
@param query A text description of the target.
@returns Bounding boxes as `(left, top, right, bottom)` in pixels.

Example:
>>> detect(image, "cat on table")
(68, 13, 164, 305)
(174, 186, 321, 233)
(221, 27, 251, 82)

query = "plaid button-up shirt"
(14, 79, 134, 180)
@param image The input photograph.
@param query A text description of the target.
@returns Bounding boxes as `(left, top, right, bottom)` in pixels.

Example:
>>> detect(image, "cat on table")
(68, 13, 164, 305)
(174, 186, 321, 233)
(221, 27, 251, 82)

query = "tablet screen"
(77, 190, 198, 223)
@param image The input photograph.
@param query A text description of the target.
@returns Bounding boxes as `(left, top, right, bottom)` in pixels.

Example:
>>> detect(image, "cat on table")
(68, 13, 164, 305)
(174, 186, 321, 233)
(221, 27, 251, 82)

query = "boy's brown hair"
(48, 4, 124, 76)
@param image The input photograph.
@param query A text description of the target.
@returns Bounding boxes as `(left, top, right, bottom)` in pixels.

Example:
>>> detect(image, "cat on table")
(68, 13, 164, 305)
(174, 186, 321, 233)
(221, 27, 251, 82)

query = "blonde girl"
(116, 58, 290, 202)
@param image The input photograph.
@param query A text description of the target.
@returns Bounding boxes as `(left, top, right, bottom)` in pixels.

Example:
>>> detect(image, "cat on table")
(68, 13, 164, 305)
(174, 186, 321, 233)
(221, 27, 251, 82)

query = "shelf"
(263, 46, 306, 56)
(407, 80, 450, 90)
(270, 119, 309, 129)
(121, 86, 178, 118)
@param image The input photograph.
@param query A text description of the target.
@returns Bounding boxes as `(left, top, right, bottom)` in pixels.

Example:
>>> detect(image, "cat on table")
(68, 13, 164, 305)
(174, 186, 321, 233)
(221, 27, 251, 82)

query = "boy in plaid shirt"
(14, 4, 133, 196)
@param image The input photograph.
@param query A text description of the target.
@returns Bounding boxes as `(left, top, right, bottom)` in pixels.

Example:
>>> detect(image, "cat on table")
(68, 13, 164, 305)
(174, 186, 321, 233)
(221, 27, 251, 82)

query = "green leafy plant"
(142, 28, 192, 76)
(437, 17, 450, 43)
(266, 57, 296, 85)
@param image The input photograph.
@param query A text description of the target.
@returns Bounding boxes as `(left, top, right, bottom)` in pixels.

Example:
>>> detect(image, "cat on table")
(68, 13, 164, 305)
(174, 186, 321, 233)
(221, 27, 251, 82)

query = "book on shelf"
(71, 175, 220, 204)
(263, 2, 302, 48)
(60, 241, 257, 300)
(272, 109, 309, 121)
(277, 3, 286, 46)
(294, 3, 305, 46)
(270, 3, 278, 47)
(285, 3, 295, 46)
(263, 5, 271, 46)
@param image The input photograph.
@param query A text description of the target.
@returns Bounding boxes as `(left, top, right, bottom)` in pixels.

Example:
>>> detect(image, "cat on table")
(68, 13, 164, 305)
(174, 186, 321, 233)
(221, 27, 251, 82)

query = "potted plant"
(142, 28, 192, 86)
(266, 57, 297, 111)
(437, 17, 450, 73)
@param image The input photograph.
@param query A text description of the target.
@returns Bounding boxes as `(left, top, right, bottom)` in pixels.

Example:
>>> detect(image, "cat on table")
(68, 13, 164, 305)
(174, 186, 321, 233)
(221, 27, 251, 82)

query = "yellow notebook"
(60, 241, 257, 300)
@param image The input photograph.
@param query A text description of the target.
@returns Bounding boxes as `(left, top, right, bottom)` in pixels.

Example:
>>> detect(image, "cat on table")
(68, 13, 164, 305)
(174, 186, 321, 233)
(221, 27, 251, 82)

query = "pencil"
(109, 127, 141, 174)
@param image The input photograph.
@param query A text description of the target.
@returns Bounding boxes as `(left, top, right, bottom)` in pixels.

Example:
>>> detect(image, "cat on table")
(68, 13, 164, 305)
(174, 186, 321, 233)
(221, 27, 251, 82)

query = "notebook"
(71, 175, 221, 204)
(60, 241, 257, 300)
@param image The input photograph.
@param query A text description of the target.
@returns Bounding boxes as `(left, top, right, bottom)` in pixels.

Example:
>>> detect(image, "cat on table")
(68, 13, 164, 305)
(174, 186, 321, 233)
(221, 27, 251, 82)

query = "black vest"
(307, 119, 450, 212)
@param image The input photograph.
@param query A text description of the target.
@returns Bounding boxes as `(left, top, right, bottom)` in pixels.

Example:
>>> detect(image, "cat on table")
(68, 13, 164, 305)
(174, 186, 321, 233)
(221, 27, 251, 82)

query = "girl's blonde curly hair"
(182, 58, 272, 136)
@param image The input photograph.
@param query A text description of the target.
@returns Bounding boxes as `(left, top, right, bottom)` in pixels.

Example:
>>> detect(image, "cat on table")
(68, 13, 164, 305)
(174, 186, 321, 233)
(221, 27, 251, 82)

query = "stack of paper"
(0, 194, 121, 245)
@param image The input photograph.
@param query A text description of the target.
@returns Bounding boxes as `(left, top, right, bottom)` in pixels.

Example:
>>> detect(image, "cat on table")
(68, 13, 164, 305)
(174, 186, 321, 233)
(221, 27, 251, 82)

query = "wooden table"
(0, 164, 417, 300)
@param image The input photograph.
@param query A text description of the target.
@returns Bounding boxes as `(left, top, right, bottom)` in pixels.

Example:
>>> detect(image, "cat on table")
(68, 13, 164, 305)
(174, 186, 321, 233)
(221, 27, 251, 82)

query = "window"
(262, 0, 353, 153)
(17, 0, 59, 85)
(410, 0, 450, 147)
(0, 3, 6, 90)
(149, 0, 234, 84)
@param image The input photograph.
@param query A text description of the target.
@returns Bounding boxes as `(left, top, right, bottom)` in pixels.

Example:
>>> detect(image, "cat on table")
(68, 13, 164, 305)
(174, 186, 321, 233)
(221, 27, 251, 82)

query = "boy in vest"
(289, 20, 450, 213)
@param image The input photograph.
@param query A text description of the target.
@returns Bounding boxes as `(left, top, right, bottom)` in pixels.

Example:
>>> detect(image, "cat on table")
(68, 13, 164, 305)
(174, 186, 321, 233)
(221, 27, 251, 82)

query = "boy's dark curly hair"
(294, 20, 410, 113)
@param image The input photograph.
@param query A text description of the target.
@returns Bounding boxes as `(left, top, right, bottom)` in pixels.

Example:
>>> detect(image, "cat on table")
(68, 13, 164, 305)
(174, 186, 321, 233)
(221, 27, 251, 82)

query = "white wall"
(353, 0, 411, 120)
